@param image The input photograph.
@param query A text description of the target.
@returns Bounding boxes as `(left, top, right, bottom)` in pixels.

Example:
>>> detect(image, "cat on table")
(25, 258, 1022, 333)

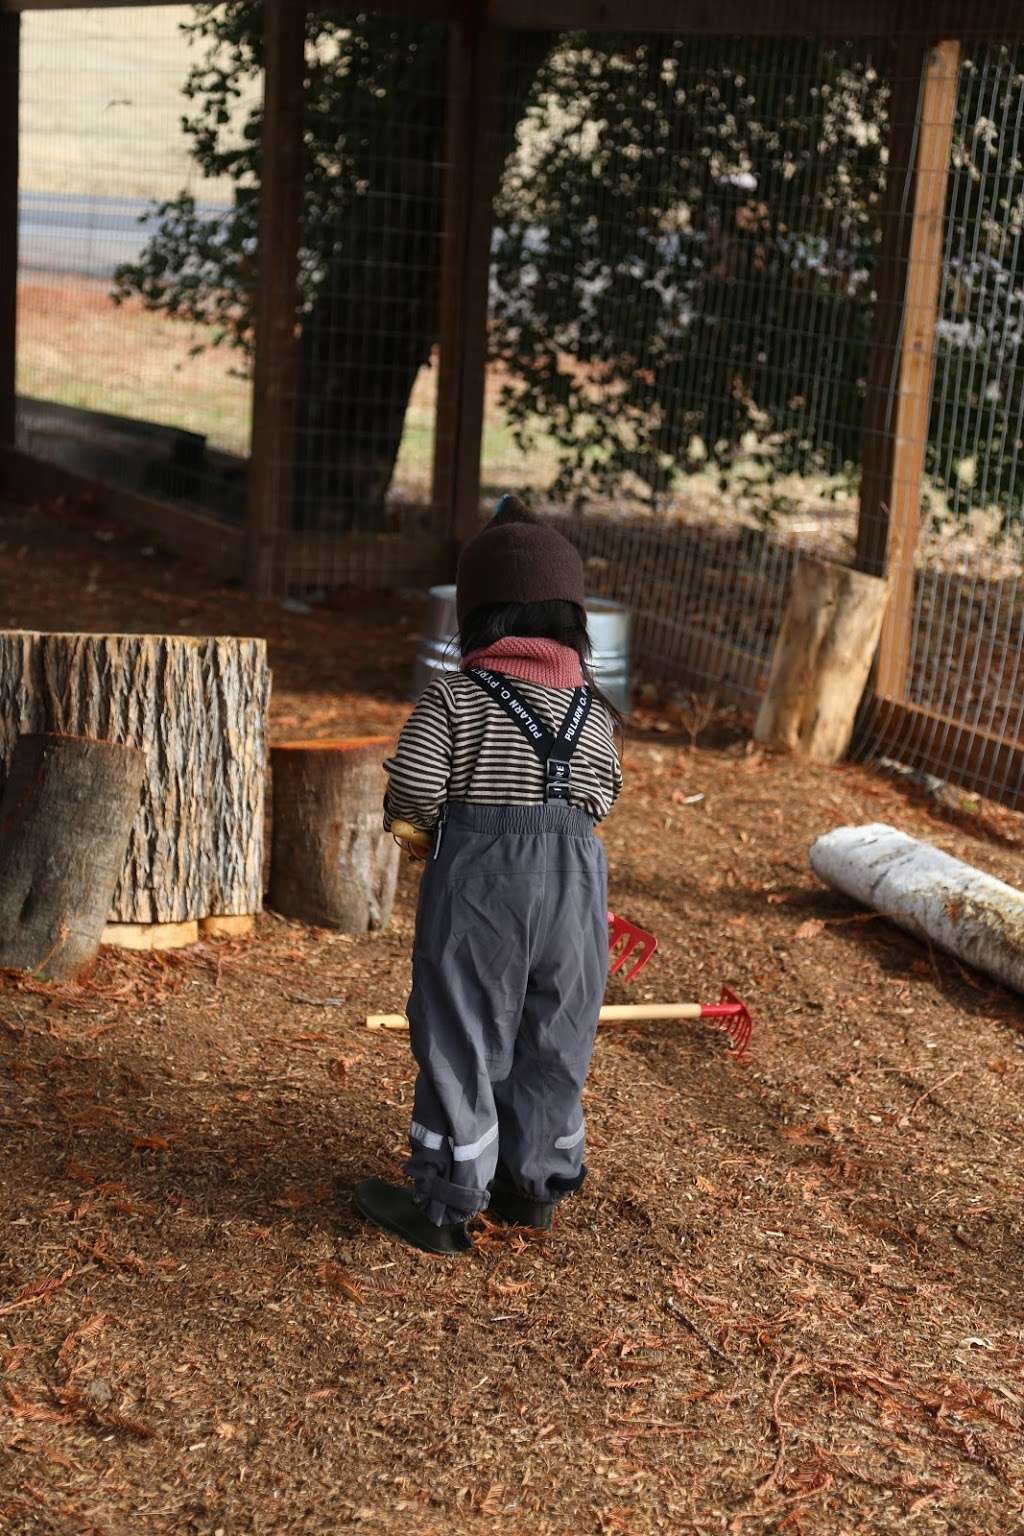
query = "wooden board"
(2, 0, 1022, 36)
(102, 920, 199, 952)
(866, 698, 1024, 811)
(484, 0, 1024, 39)
(0, 449, 244, 580)
(199, 914, 256, 940)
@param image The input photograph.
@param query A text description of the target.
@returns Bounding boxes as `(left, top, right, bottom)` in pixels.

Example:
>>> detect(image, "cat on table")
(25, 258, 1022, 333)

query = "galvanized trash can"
(410, 585, 631, 715)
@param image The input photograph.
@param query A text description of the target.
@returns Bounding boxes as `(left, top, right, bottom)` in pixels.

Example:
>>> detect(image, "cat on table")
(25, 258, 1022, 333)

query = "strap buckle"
(545, 759, 572, 802)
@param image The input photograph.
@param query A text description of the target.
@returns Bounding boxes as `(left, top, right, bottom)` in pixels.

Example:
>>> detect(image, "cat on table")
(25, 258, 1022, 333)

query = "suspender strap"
(465, 668, 592, 803)
(545, 682, 592, 801)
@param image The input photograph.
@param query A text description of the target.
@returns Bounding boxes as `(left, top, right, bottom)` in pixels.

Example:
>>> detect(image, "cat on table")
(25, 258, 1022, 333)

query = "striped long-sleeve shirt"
(383, 671, 622, 830)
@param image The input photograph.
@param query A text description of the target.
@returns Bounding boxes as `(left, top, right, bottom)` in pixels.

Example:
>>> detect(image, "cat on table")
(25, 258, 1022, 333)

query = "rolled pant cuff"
(411, 1171, 490, 1227)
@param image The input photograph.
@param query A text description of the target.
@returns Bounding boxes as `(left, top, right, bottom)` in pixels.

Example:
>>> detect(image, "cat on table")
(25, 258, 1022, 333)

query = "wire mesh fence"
(16, 5, 254, 520)
(486, 30, 885, 701)
(855, 37, 1024, 805)
(282, 8, 451, 590)
(485, 24, 1023, 806)
(6, 5, 1024, 808)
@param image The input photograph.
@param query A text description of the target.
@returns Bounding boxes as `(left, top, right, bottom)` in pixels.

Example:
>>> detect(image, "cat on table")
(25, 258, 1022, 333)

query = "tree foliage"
(114, 13, 1024, 529)
(492, 37, 888, 510)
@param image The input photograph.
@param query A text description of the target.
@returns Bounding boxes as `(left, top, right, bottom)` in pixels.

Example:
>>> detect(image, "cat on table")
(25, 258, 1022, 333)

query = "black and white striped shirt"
(384, 671, 623, 830)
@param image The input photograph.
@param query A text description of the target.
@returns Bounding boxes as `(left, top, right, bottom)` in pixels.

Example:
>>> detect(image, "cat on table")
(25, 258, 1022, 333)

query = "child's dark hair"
(458, 598, 625, 741)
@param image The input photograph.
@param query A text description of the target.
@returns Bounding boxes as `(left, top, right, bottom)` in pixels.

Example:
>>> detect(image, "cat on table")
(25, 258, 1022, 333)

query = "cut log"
(755, 558, 888, 763)
(810, 823, 1024, 996)
(0, 733, 146, 981)
(269, 738, 399, 932)
(0, 631, 270, 923)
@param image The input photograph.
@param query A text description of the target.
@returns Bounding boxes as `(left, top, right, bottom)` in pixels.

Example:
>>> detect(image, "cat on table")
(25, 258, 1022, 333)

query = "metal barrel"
(410, 585, 631, 714)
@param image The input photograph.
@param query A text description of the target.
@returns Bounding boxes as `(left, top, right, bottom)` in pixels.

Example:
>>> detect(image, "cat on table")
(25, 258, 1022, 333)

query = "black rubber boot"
(486, 1167, 555, 1231)
(353, 1177, 473, 1256)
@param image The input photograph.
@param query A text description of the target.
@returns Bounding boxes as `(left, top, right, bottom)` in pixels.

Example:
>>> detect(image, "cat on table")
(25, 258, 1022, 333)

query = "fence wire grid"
(8, 5, 1024, 808)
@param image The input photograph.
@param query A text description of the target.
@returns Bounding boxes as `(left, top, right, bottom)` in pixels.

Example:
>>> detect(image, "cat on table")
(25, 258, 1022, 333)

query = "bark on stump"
(269, 738, 399, 931)
(0, 733, 146, 981)
(755, 557, 889, 762)
(0, 631, 270, 925)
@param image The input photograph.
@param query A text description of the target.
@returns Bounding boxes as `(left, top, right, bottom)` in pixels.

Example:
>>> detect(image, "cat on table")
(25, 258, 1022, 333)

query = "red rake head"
(700, 986, 754, 1057)
(607, 911, 658, 983)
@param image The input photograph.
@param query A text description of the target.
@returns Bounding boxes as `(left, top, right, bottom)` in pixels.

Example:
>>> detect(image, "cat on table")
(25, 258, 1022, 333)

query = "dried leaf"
(0, 1268, 75, 1318)
(56, 1313, 112, 1374)
(64, 1159, 96, 1186)
(317, 1261, 363, 1305)
(794, 919, 825, 941)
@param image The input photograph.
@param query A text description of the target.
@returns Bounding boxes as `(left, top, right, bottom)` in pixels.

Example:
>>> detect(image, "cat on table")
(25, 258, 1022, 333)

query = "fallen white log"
(809, 823, 1024, 996)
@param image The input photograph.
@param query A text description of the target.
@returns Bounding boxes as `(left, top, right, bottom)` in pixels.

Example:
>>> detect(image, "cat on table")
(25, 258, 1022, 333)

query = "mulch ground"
(1, 495, 1023, 1536)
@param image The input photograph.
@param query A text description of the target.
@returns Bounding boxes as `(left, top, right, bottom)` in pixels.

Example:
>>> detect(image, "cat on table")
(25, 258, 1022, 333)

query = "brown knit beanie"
(456, 495, 585, 626)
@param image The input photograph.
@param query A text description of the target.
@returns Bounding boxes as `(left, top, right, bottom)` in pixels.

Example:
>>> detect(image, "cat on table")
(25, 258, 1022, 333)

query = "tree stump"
(0, 631, 270, 925)
(0, 733, 146, 981)
(269, 738, 399, 932)
(754, 557, 889, 763)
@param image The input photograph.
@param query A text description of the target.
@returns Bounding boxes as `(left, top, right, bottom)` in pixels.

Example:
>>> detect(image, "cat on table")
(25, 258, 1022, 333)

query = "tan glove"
(390, 819, 433, 862)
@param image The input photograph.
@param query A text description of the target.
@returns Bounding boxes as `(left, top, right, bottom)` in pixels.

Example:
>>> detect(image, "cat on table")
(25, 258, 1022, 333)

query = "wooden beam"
(430, 23, 472, 553)
(245, 0, 305, 598)
(3, 0, 467, 11)
(867, 697, 1024, 811)
(284, 530, 440, 589)
(2, 0, 1022, 31)
(307, 0, 472, 17)
(0, 448, 244, 580)
(430, 17, 502, 557)
(483, 0, 1023, 40)
(0, 14, 17, 453)
(857, 38, 960, 705)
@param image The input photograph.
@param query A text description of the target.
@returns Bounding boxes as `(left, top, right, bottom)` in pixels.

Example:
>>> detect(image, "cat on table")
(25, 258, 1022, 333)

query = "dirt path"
(0, 497, 1022, 1535)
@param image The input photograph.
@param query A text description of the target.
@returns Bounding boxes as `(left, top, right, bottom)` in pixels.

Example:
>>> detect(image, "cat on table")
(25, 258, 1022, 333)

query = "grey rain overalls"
(406, 669, 609, 1227)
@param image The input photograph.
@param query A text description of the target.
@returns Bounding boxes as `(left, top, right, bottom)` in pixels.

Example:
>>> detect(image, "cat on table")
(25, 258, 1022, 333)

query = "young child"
(354, 496, 623, 1255)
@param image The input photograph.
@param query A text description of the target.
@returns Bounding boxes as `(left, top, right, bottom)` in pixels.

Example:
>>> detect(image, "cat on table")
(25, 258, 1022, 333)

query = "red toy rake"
(388, 831, 754, 1056)
(606, 912, 754, 1057)
(608, 910, 658, 982)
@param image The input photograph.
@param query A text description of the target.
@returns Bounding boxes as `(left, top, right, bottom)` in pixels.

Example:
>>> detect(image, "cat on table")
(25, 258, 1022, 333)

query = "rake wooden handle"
(598, 1004, 703, 1022)
(367, 1003, 705, 1030)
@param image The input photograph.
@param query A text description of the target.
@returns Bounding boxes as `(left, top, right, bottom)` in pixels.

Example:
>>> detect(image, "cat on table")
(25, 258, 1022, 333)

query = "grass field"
(20, 7, 247, 203)
(16, 275, 563, 493)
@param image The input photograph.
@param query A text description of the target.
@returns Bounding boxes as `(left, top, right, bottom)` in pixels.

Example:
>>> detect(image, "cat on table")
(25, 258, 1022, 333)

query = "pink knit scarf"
(459, 636, 584, 688)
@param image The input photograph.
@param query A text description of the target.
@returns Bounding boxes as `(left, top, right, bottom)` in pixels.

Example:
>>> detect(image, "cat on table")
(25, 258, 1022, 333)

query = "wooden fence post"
(0, 14, 19, 454)
(431, 17, 503, 558)
(856, 36, 961, 701)
(245, 0, 306, 597)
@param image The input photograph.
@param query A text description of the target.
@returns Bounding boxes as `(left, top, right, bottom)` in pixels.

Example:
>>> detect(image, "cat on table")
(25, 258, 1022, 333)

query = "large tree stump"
(0, 632, 270, 923)
(269, 738, 399, 932)
(0, 733, 146, 981)
(754, 557, 889, 763)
